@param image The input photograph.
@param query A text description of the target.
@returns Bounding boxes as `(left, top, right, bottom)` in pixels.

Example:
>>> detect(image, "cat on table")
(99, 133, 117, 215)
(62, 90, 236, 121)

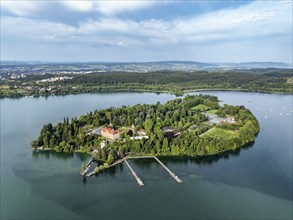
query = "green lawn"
(118, 126, 132, 132)
(207, 109, 218, 114)
(202, 128, 239, 138)
(191, 104, 210, 111)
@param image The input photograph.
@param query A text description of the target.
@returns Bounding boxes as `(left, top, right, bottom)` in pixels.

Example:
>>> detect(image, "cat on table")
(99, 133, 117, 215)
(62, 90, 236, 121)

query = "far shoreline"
(1, 87, 293, 100)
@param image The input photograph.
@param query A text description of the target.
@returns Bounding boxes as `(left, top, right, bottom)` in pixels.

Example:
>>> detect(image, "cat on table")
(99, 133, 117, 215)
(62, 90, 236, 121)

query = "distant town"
(0, 61, 292, 98)
(1, 61, 292, 76)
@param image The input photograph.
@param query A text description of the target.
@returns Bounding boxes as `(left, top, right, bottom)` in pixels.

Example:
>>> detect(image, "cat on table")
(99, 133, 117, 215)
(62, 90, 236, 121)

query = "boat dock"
(125, 160, 144, 186)
(128, 156, 182, 183)
(153, 156, 182, 183)
(82, 156, 130, 177)
(81, 158, 94, 176)
(108, 157, 129, 168)
(81, 155, 182, 185)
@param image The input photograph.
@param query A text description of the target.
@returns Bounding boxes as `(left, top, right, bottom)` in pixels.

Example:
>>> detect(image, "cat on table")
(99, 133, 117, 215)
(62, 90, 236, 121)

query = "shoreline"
(33, 139, 255, 174)
(2, 87, 293, 100)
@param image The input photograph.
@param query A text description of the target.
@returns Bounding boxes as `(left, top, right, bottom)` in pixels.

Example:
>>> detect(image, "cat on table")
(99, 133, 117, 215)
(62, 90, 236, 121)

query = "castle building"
(101, 127, 121, 140)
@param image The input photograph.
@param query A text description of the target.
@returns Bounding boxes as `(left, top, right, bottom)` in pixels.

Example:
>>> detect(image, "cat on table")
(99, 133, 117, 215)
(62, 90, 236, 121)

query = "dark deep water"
(1, 91, 292, 219)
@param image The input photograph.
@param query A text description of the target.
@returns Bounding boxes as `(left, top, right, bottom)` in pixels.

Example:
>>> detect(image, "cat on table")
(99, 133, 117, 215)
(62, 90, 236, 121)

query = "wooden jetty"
(125, 160, 144, 186)
(86, 171, 95, 177)
(153, 156, 182, 183)
(83, 157, 130, 177)
(81, 155, 182, 185)
(81, 158, 94, 176)
(128, 156, 183, 183)
(108, 156, 129, 168)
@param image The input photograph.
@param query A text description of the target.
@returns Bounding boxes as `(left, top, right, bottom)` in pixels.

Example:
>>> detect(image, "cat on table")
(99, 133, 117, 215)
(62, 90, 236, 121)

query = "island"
(32, 95, 259, 175)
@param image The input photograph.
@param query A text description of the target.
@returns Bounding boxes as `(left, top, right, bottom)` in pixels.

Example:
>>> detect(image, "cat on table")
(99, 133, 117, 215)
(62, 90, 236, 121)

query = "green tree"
(81, 162, 86, 172)
(94, 166, 99, 173)
(144, 118, 154, 134)
(107, 152, 114, 164)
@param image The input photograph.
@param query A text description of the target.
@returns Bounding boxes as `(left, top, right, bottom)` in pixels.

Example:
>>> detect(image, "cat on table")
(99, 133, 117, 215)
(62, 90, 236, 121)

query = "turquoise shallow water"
(1, 91, 292, 219)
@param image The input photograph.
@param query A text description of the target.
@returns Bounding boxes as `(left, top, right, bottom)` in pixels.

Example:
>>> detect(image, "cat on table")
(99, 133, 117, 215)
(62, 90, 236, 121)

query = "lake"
(1, 91, 292, 219)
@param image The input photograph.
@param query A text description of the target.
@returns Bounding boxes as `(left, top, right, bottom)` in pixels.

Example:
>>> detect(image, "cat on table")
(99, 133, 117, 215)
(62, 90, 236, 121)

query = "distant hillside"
(1, 60, 292, 74)
(216, 62, 292, 69)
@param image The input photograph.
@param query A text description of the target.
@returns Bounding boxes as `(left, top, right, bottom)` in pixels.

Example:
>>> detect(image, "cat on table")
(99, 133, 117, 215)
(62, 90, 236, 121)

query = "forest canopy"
(1, 69, 292, 98)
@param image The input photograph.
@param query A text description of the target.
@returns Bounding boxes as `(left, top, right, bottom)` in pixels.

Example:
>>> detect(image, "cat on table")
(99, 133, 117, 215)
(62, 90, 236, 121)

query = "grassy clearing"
(199, 127, 216, 137)
(202, 128, 239, 139)
(207, 109, 218, 114)
(191, 104, 210, 111)
(118, 126, 132, 132)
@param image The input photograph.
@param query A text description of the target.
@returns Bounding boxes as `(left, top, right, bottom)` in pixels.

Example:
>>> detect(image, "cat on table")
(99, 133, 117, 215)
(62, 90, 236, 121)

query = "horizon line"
(1, 60, 292, 65)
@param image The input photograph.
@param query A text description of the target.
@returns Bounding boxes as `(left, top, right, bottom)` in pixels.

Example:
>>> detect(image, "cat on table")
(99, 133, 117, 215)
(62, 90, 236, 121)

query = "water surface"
(1, 91, 292, 219)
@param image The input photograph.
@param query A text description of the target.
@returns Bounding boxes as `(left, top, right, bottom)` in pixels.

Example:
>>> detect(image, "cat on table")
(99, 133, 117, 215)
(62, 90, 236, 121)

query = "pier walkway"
(125, 160, 144, 186)
(153, 156, 182, 183)
(81, 155, 182, 185)
(86, 157, 129, 177)
(128, 156, 182, 183)
(81, 158, 94, 176)
(108, 157, 129, 168)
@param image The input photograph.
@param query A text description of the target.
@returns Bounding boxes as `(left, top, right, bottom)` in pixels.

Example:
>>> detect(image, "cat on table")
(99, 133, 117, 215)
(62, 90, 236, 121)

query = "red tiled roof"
(101, 127, 120, 135)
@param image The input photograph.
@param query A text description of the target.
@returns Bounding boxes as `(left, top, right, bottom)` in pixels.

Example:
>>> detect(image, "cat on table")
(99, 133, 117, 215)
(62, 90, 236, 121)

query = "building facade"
(101, 127, 121, 140)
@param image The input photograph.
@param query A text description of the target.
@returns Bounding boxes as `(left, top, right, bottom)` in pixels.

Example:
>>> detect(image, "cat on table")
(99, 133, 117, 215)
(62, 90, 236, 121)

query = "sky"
(0, 0, 292, 63)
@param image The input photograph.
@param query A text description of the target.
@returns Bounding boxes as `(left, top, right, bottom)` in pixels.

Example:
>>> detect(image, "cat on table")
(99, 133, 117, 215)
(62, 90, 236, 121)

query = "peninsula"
(32, 95, 259, 174)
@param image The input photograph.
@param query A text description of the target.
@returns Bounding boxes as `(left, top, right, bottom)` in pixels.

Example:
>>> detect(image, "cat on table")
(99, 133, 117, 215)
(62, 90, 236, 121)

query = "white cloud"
(73, 1, 292, 47)
(79, 18, 138, 33)
(2, 1, 291, 44)
(1, 1, 292, 62)
(171, 1, 292, 43)
(117, 41, 125, 47)
(94, 1, 156, 15)
(1, 0, 158, 17)
(60, 1, 94, 12)
(60, 0, 157, 15)
(1, 16, 76, 41)
(0, 0, 43, 16)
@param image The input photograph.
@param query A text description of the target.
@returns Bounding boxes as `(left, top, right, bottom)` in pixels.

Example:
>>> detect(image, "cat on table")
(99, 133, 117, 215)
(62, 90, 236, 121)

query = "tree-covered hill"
(1, 69, 292, 98)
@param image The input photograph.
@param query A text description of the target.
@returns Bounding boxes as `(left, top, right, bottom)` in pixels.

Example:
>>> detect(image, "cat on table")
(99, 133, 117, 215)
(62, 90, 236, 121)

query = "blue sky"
(1, 0, 292, 63)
